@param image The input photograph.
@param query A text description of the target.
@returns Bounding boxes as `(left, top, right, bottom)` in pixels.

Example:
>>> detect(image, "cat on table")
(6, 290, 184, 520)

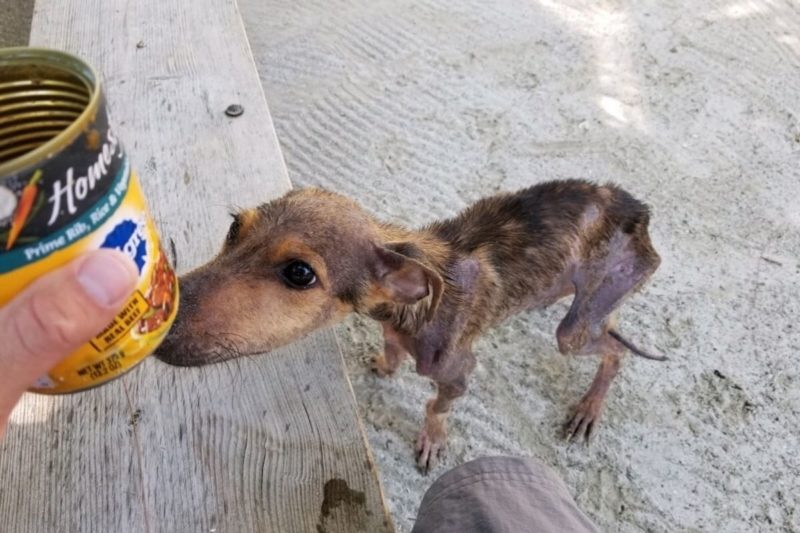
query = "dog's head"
(156, 188, 442, 366)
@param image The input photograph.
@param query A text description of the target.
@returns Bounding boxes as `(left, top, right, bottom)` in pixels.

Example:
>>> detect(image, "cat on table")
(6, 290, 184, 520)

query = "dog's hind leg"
(556, 229, 661, 442)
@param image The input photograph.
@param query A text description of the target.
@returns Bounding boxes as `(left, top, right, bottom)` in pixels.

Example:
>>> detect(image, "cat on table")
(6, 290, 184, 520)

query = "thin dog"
(157, 179, 663, 472)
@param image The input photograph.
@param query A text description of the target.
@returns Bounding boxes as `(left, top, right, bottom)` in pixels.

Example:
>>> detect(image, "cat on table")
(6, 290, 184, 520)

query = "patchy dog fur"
(157, 179, 662, 471)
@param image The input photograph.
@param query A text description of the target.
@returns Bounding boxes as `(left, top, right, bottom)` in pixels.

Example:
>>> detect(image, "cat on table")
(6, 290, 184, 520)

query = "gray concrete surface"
(241, 1, 800, 531)
(0, 0, 33, 48)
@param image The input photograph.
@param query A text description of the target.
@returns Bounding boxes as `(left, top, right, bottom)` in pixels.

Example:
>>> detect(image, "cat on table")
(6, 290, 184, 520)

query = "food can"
(0, 48, 179, 393)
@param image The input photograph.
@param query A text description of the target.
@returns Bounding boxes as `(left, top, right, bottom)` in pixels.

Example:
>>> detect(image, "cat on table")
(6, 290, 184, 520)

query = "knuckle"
(9, 306, 41, 359)
(22, 292, 87, 353)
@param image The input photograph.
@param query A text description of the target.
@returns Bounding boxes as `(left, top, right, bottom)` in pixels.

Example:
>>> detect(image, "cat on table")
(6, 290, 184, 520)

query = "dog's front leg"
(415, 348, 475, 474)
(371, 322, 409, 377)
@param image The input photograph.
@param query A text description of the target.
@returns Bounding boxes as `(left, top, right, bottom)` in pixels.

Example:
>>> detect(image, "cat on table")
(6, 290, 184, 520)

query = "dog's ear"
(372, 244, 443, 320)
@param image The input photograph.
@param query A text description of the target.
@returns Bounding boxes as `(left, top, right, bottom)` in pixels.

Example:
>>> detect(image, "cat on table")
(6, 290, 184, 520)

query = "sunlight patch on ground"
(535, 0, 648, 132)
(721, 1, 769, 19)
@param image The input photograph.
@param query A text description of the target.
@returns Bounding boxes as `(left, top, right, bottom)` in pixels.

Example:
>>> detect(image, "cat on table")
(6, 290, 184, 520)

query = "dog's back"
(427, 179, 653, 328)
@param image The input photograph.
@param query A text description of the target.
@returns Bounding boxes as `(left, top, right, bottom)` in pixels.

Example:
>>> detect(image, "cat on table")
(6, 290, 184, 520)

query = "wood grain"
(0, 0, 393, 531)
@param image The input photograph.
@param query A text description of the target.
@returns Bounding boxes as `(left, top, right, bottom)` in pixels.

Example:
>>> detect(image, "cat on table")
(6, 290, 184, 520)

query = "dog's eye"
(226, 215, 241, 245)
(281, 260, 317, 289)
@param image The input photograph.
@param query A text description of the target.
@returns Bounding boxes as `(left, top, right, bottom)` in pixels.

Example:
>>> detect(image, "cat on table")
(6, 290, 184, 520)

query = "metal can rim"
(0, 47, 101, 178)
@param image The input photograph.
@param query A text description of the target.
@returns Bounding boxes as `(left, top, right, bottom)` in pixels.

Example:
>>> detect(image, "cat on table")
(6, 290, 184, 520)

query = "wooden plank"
(0, 1, 393, 532)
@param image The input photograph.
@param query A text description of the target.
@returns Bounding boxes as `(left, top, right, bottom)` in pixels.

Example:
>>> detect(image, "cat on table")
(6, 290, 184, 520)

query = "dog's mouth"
(154, 335, 262, 367)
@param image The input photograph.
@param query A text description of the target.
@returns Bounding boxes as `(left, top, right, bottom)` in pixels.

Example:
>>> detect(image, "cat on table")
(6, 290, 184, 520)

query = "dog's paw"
(563, 395, 604, 443)
(415, 423, 447, 474)
(370, 354, 396, 378)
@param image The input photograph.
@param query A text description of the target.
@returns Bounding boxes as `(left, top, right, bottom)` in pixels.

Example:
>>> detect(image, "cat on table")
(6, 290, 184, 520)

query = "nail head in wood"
(225, 104, 244, 117)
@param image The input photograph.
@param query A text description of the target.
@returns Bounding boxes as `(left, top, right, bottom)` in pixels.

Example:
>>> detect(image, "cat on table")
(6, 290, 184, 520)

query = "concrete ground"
(3, 1, 798, 531)
(240, 1, 800, 531)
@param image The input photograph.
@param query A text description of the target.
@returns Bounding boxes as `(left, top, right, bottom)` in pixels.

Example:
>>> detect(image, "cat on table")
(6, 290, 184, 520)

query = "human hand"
(0, 250, 137, 437)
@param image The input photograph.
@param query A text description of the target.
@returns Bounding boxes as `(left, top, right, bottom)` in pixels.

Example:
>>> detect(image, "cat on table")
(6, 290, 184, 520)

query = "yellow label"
(0, 162, 179, 394)
(90, 290, 150, 352)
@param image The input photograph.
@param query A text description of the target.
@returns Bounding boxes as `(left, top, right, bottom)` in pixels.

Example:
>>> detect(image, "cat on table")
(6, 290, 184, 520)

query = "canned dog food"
(0, 48, 179, 393)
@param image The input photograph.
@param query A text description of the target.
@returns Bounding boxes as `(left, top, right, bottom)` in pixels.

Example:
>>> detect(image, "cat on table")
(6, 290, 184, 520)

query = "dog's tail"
(608, 329, 668, 361)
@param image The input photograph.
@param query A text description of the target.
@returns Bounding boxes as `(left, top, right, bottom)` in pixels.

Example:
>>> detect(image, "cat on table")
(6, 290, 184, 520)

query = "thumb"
(0, 250, 138, 419)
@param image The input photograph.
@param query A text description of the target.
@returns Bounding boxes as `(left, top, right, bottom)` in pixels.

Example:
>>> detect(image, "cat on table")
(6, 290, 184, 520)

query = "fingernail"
(77, 251, 138, 307)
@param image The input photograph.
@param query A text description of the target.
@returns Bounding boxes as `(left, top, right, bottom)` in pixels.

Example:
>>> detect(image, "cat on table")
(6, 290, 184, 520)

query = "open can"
(0, 48, 179, 393)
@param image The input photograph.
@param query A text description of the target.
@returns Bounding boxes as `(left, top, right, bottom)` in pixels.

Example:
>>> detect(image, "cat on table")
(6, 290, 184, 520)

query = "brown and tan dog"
(157, 179, 663, 471)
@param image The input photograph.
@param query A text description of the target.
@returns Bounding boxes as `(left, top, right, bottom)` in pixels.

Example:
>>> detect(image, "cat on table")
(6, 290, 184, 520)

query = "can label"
(0, 92, 178, 393)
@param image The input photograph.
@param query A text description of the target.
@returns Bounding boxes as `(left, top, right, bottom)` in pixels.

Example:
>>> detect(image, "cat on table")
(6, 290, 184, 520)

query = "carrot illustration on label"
(5, 169, 43, 250)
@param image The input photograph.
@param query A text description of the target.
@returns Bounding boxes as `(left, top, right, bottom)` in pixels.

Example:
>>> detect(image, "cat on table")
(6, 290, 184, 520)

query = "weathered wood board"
(0, 0, 393, 531)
